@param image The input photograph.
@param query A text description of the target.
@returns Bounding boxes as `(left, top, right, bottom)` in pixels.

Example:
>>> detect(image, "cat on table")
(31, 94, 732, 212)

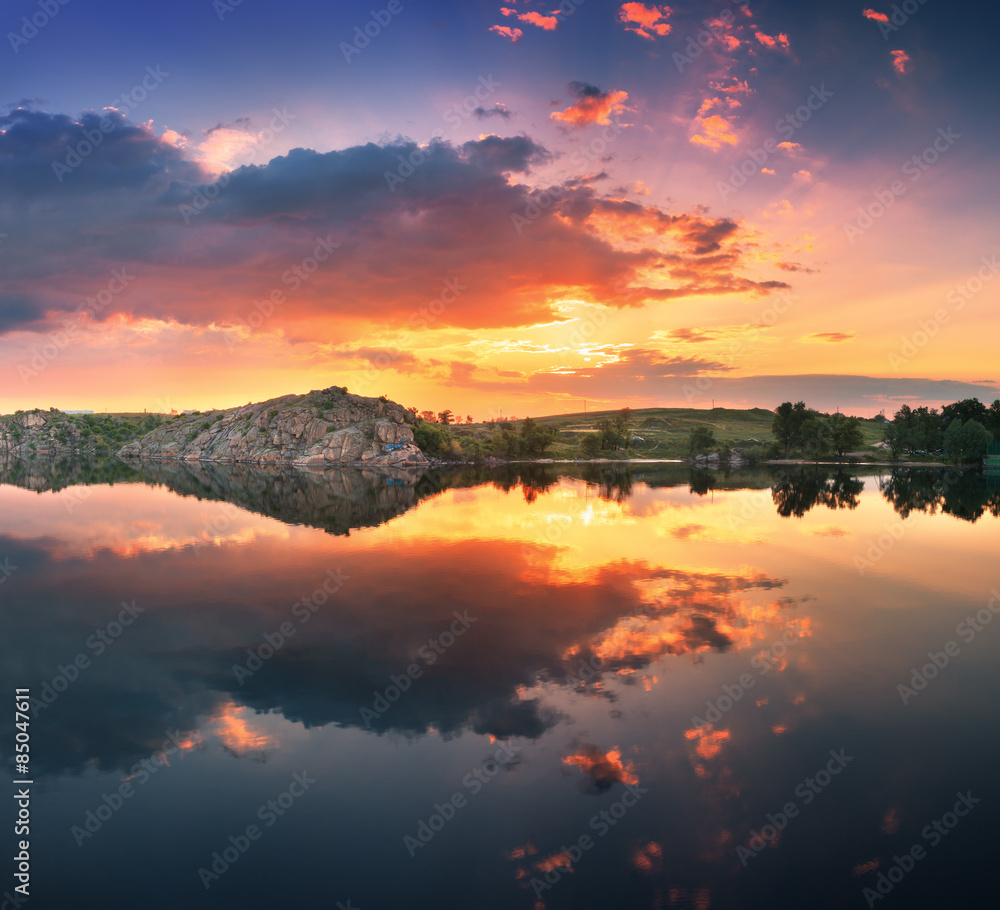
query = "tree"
(828, 413, 864, 456)
(437, 410, 453, 425)
(884, 421, 906, 459)
(413, 422, 458, 457)
(612, 408, 632, 435)
(419, 410, 436, 422)
(519, 417, 559, 457)
(688, 426, 716, 456)
(772, 401, 808, 456)
(466, 415, 473, 424)
(988, 400, 1000, 439)
(798, 414, 830, 460)
(580, 434, 602, 457)
(942, 398, 988, 427)
(944, 419, 990, 462)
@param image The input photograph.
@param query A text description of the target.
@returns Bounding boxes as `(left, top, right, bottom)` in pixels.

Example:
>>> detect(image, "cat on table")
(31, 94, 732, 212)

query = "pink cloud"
(891, 49, 910, 73)
(502, 5, 559, 31)
(551, 83, 629, 128)
(618, 3, 672, 40)
(690, 113, 738, 150)
(754, 30, 790, 50)
(489, 24, 523, 41)
(863, 9, 889, 22)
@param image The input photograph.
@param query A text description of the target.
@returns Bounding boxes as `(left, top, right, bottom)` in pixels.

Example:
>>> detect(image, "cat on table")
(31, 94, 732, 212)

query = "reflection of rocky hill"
(0, 453, 144, 492)
(128, 459, 435, 536)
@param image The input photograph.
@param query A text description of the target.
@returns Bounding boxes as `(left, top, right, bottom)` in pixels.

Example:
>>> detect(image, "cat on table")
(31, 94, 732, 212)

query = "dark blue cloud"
(0, 293, 46, 335)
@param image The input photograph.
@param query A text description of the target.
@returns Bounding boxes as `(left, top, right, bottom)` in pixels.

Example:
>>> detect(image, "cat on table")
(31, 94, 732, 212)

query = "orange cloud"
(502, 6, 559, 30)
(489, 24, 523, 41)
(754, 30, 790, 50)
(685, 724, 731, 760)
(550, 82, 629, 128)
(633, 841, 663, 873)
(863, 8, 889, 22)
(777, 141, 801, 151)
(618, 2, 672, 39)
(803, 332, 856, 344)
(711, 78, 752, 95)
(563, 744, 640, 791)
(891, 49, 910, 73)
(535, 851, 574, 873)
(211, 702, 277, 756)
(690, 113, 738, 149)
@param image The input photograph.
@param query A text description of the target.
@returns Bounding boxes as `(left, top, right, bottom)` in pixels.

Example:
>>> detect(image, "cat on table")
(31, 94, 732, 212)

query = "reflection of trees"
(688, 468, 716, 497)
(880, 470, 1000, 523)
(770, 468, 864, 518)
(580, 463, 634, 502)
(0, 454, 143, 491)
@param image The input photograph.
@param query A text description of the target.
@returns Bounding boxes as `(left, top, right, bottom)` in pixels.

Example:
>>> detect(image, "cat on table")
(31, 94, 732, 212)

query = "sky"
(1, 0, 997, 418)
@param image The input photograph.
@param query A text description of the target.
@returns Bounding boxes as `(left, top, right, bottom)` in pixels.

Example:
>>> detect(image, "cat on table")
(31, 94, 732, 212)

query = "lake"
(1, 459, 997, 909)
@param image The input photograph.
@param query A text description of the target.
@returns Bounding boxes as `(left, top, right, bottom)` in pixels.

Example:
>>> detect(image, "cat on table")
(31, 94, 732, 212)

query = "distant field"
(449, 407, 890, 460)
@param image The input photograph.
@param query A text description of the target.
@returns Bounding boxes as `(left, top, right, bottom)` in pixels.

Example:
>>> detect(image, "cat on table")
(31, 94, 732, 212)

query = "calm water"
(1, 459, 998, 909)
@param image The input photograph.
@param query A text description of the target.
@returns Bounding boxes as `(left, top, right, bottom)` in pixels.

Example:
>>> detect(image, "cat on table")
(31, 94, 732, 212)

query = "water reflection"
(880, 468, 1000, 522)
(771, 468, 864, 518)
(0, 457, 997, 909)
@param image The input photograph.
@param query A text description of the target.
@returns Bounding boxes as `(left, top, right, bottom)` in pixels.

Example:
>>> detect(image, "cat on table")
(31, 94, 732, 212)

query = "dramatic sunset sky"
(1, 0, 996, 417)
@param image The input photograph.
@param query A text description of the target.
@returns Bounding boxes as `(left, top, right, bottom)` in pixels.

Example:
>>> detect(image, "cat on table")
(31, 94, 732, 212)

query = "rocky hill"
(118, 386, 428, 467)
(0, 409, 162, 458)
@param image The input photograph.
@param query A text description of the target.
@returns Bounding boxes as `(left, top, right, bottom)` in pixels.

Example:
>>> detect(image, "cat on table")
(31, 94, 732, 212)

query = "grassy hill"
(447, 406, 888, 460)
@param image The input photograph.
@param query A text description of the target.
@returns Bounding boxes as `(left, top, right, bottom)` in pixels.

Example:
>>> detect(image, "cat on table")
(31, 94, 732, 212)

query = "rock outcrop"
(117, 386, 428, 467)
(0, 408, 156, 457)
